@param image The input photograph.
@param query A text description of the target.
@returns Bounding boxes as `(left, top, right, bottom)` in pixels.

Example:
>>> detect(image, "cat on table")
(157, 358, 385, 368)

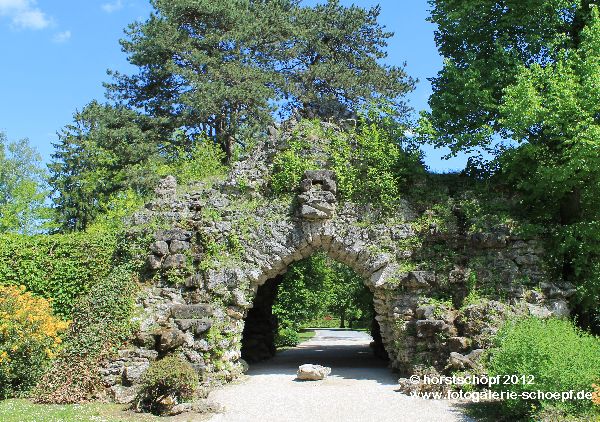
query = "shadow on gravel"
(247, 329, 398, 386)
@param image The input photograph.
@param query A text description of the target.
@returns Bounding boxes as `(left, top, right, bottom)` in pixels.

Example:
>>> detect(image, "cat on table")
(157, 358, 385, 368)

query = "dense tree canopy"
(105, 0, 291, 162)
(0, 134, 50, 234)
(280, 1, 413, 116)
(426, 0, 600, 328)
(499, 7, 600, 313)
(424, 0, 595, 156)
(273, 253, 372, 331)
(105, 0, 413, 162)
(49, 102, 164, 231)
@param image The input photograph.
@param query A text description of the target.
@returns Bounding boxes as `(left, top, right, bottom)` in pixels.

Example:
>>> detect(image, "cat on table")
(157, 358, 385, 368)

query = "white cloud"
(101, 0, 123, 13)
(52, 30, 70, 43)
(0, 0, 50, 30)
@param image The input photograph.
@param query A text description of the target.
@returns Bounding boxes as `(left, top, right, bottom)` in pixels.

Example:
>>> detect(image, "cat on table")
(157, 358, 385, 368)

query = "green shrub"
(269, 118, 424, 213)
(157, 139, 226, 186)
(275, 327, 300, 348)
(0, 232, 117, 318)
(135, 355, 199, 415)
(0, 286, 69, 398)
(270, 145, 317, 195)
(33, 264, 138, 404)
(486, 317, 600, 419)
(86, 189, 146, 233)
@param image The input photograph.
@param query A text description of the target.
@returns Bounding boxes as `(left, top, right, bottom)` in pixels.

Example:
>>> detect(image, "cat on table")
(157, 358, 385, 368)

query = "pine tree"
(49, 102, 163, 231)
(105, 0, 414, 161)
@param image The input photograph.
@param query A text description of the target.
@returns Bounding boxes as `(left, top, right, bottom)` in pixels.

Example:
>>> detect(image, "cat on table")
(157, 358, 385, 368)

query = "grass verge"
(298, 329, 316, 343)
(0, 399, 211, 422)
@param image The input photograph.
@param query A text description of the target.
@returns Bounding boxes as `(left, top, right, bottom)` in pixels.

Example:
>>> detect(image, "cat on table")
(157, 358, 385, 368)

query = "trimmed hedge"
(0, 232, 117, 318)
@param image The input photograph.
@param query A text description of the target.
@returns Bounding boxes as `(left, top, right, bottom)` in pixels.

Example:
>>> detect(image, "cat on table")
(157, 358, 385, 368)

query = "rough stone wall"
(100, 122, 576, 403)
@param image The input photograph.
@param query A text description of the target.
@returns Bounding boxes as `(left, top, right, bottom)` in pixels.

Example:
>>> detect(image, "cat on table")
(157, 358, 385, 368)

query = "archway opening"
(240, 252, 389, 368)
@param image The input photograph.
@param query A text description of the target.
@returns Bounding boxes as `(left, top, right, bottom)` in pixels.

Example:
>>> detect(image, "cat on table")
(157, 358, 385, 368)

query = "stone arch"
(248, 222, 394, 290)
(201, 170, 421, 373)
(99, 136, 561, 402)
(231, 219, 400, 364)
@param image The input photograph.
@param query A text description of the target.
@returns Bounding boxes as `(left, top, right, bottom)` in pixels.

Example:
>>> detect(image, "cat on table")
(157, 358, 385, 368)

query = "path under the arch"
(207, 329, 471, 422)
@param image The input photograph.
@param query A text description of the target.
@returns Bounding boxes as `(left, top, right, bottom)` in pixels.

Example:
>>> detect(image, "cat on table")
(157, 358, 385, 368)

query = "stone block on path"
(296, 364, 331, 381)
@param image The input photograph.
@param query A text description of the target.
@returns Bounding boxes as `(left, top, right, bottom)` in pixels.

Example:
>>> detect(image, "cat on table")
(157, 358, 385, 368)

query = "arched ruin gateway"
(100, 122, 575, 403)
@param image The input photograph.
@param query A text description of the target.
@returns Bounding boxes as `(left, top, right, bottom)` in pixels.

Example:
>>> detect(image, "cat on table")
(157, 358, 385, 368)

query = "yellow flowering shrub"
(0, 285, 69, 398)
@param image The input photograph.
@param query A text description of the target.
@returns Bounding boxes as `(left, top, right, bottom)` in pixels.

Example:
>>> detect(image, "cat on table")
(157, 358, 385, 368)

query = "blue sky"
(0, 0, 468, 172)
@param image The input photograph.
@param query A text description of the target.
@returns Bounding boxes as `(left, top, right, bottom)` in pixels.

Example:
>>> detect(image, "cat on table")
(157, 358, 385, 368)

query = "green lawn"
(0, 399, 138, 422)
(0, 399, 209, 422)
(298, 329, 316, 342)
(301, 317, 372, 330)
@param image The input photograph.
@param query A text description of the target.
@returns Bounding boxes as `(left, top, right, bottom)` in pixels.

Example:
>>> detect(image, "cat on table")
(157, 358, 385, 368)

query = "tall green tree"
(49, 101, 164, 231)
(282, 1, 414, 118)
(425, 1, 600, 329)
(324, 260, 372, 328)
(499, 6, 600, 322)
(273, 253, 332, 330)
(106, 0, 295, 162)
(272, 253, 372, 330)
(0, 133, 50, 234)
(105, 0, 414, 161)
(422, 0, 600, 326)
(424, 0, 591, 156)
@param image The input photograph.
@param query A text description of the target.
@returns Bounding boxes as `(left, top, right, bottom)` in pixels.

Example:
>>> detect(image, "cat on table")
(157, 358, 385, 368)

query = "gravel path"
(207, 329, 472, 422)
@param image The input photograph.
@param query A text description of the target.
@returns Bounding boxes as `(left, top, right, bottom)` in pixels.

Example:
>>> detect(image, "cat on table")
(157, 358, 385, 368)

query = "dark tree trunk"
(224, 135, 233, 164)
(348, 318, 354, 329)
(214, 116, 233, 164)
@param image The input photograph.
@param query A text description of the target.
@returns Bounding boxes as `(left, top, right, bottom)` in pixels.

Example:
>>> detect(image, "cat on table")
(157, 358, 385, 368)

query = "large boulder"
(111, 385, 137, 404)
